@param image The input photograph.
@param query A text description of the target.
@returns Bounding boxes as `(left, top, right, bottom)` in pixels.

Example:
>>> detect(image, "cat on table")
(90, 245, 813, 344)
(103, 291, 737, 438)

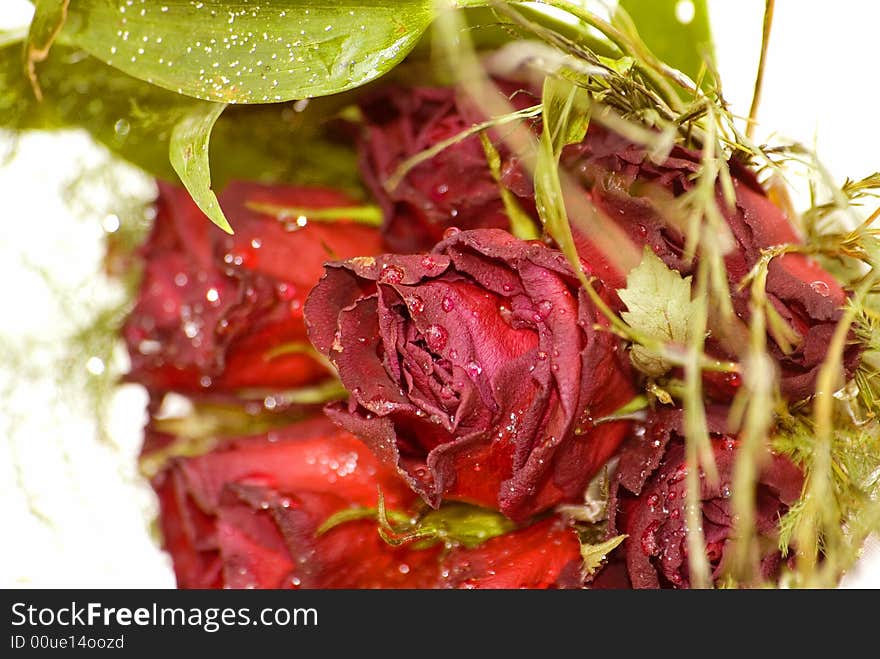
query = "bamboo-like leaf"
(61, 0, 438, 103)
(169, 101, 231, 232)
(534, 76, 591, 287)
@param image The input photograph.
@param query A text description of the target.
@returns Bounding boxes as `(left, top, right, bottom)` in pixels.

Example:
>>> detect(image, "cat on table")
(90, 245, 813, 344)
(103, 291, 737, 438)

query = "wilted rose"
(358, 85, 536, 252)
(304, 228, 635, 521)
(605, 408, 803, 589)
(124, 181, 382, 394)
(563, 125, 858, 399)
(152, 415, 582, 589)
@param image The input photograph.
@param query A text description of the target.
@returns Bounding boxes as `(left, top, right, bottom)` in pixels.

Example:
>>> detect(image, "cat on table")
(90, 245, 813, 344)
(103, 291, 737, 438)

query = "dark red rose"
(358, 85, 537, 252)
(152, 415, 582, 589)
(607, 408, 803, 589)
(563, 125, 858, 400)
(124, 181, 383, 394)
(304, 228, 635, 521)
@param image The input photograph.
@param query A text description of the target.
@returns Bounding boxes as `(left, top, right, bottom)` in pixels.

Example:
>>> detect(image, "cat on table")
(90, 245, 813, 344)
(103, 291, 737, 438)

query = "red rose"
(564, 125, 858, 400)
(152, 415, 582, 589)
(606, 409, 803, 588)
(358, 85, 537, 252)
(361, 82, 855, 399)
(124, 181, 382, 394)
(304, 228, 635, 521)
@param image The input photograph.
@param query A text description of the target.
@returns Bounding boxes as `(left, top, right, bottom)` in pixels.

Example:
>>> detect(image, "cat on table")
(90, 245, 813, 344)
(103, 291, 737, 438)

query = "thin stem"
(746, 0, 775, 140)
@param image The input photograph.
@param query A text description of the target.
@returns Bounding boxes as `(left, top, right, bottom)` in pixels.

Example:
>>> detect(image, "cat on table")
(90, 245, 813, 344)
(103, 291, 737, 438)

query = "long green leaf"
(617, 0, 713, 85)
(60, 0, 437, 103)
(1, 42, 365, 194)
(169, 101, 230, 232)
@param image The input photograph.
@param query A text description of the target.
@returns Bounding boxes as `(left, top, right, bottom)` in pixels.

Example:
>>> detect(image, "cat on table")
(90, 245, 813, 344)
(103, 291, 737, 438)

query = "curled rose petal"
(305, 228, 635, 521)
(562, 126, 858, 400)
(358, 84, 538, 252)
(152, 416, 581, 589)
(124, 181, 382, 394)
(606, 409, 803, 589)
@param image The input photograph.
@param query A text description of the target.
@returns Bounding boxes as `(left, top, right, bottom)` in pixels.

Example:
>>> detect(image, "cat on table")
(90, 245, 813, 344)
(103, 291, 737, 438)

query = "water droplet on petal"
(406, 295, 425, 314)
(441, 296, 455, 313)
(379, 264, 405, 284)
(423, 324, 448, 351)
(810, 280, 830, 296)
(442, 227, 461, 239)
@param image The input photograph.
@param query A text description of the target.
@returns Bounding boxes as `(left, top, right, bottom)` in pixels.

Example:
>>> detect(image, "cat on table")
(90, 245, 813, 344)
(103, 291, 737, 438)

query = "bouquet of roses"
(4, 0, 879, 589)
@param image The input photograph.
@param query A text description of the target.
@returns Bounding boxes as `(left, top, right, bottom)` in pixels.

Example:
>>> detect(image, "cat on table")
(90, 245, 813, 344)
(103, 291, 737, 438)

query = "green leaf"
(534, 76, 591, 287)
(1, 41, 366, 194)
(414, 503, 515, 549)
(581, 534, 626, 577)
(617, 247, 698, 377)
(616, 0, 713, 85)
(60, 0, 438, 103)
(317, 499, 515, 550)
(169, 101, 231, 233)
(25, 0, 69, 99)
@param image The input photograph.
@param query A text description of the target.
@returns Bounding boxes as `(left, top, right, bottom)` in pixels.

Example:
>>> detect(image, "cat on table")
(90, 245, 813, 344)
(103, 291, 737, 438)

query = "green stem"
(746, 0, 775, 141)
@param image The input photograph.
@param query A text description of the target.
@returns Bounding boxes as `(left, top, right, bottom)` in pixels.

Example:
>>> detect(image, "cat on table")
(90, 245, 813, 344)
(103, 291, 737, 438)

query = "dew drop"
(379, 265, 405, 284)
(441, 296, 455, 313)
(85, 356, 105, 376)
(442, 227, 461, 239)
(465, 361, 483, 378)
(113, 119, 131, 137)
(423, 324, 448, 351)
(406, 295, 425, 314)
(810, 280, 830, 296)
(102, 213, 120, 233)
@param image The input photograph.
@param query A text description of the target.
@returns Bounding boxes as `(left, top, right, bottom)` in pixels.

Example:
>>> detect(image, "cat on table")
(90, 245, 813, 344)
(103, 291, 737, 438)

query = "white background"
(1, 0, 878, 587)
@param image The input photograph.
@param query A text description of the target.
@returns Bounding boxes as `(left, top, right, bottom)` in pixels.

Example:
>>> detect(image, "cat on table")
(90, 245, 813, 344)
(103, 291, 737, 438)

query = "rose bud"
(152, 415, 582, 589)
(124, 181, 382, 394)
(607, 408, 803, 589)
(304, 228, 635, 521)
(563, 125, 858, 400)
(358, 85, 538, 252)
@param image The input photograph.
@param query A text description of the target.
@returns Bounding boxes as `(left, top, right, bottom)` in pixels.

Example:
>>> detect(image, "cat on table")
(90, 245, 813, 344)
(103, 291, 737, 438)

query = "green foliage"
(534, 75, 591, 288)
(24, 0, 69, 98)
(618, 247, 698, 377)
(57, 0, 437, 104)
(169, 101, 230, 232)
(580, 535, 626, 577)
(318, 496, 516, 550)
(0, 41, 366, 193)
(616, 0, 714, 86)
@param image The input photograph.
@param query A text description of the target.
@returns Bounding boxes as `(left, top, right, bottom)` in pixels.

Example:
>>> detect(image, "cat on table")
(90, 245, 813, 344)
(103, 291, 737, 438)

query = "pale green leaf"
(169, 101, 230, 233)
(617, 0, 713, 85)
(617, 247, 698, 377)
(581, 534, 626, 577)
(60, 0, 438, 103)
